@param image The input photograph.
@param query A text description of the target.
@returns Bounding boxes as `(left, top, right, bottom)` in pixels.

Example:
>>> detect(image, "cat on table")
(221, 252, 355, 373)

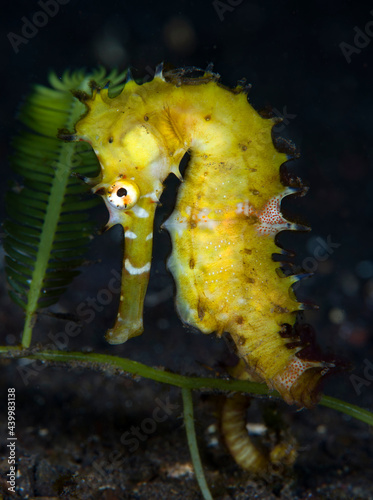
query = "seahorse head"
(73, 81, 174, 230)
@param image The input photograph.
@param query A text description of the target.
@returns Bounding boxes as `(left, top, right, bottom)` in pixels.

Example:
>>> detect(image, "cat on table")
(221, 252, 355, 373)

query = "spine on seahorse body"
(65, 65, 335, 407)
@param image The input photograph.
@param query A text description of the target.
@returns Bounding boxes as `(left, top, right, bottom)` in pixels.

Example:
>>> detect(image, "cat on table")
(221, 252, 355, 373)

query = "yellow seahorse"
(62, 64, 334, 408)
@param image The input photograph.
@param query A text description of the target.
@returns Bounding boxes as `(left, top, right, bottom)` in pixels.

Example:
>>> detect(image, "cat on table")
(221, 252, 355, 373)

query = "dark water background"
(0, 1, 372, 498)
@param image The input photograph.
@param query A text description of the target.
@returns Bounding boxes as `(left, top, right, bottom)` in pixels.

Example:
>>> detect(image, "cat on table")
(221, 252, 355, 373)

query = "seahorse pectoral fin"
(105, 205, 155, 345)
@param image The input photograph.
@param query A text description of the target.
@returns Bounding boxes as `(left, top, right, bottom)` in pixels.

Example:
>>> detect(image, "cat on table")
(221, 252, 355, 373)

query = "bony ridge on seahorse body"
(61, 63, 336, 408)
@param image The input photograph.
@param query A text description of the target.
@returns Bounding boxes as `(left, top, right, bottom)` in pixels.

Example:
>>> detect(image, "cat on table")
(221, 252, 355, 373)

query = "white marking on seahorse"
(125, 259, 151, 275)
(235, 193, 306, 236)
(257, 194, 294, 235)
(140, 192, 159, 202)
(132, 205, 149, 218)
(162, 213, 188, 236)
(125, 230, 137, 239)
(274, 358, 321, 392)
(191, 208, 219, 230)
(146, 232, 153, 241)
(236, 201, 255, 216)
(202, 219, 219, 230)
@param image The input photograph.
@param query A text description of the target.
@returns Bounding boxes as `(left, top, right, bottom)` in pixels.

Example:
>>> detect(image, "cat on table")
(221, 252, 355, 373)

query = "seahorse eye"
(107, 180, 140, 210)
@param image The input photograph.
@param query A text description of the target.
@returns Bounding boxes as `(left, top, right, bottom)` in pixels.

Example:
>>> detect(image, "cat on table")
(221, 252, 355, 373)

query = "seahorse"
(221, 359, 297, 474)
(221, 394, 298, 475)
(61, 64, 335, 408)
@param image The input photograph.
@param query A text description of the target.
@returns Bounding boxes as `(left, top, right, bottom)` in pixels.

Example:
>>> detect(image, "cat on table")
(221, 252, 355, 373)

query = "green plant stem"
(22, 314, 35, 350)
(21, 107, 85, 348)
(182, 387, 213, 500)
(1, 348, 372, 426)
(22, 143, 72, 348)
(319, 394, 373, 426)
